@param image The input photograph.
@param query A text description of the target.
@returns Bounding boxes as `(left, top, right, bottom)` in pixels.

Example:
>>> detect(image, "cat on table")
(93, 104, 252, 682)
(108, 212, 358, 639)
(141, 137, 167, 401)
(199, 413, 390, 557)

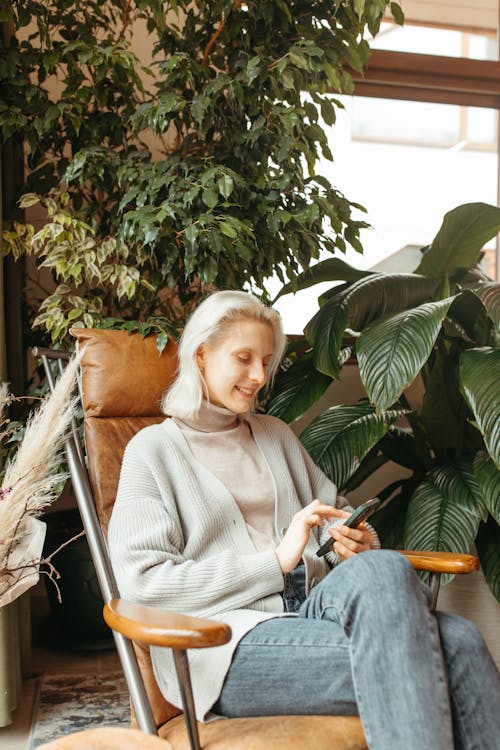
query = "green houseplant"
(1, 0, 403, 344)
(268, 202, 500, 600)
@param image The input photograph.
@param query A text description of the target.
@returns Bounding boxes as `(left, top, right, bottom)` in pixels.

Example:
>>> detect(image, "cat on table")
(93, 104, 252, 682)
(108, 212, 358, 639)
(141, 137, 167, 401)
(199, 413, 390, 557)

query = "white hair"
(162, 290, 287, 419)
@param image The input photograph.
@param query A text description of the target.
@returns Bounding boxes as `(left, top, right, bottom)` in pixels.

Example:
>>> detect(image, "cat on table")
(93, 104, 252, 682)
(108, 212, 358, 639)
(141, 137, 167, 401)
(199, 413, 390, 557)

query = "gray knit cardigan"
(108, 414, 352, 721)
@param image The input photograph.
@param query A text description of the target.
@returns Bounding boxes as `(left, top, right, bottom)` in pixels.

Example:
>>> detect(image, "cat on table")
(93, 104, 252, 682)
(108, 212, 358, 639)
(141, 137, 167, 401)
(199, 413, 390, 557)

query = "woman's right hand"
(275, 500, 345, 573)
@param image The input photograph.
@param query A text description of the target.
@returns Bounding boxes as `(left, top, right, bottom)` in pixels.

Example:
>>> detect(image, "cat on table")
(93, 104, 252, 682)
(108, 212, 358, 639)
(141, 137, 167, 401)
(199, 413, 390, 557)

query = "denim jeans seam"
(347, 642, 374, 749)
(317, 603, 352, 635)
(447, 663, 480, 750)
(420, 591, 456, 744)
(237, 638, 351, 650)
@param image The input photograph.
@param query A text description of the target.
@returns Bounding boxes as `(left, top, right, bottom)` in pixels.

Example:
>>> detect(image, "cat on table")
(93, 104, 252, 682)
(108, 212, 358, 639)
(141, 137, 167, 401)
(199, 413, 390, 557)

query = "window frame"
(342, 45, 500, 280)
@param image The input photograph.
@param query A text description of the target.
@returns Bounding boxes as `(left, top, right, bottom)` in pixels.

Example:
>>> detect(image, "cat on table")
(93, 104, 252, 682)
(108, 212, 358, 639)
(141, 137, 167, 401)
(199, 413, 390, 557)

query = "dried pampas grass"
(0, 349, 83, 599)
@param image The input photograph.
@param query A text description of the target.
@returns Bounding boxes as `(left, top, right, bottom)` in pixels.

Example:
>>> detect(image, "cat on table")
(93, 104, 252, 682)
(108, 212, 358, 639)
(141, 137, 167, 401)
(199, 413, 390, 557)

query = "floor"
(0, 592, 121, 750)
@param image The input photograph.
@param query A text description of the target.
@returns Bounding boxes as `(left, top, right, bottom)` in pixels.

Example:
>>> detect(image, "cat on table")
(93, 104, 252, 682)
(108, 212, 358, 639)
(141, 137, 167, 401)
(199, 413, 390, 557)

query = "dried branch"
(0, 350, 83, 583)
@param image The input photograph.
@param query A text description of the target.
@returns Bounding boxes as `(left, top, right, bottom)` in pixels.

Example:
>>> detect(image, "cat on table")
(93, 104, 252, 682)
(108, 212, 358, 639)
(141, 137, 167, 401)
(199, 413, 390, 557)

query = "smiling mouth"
(236, 386, 254, 397)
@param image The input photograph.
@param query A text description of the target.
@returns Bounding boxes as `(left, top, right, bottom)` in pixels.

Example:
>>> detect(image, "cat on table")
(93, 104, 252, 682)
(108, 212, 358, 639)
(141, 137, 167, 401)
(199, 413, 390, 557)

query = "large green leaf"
(266, 351, 332, 424)
(273, 258, 372, 301)
(305, 273, 437, 378)
(369, 481, 415, 550)
(299, 403, 404, 490)
(420, 352, 465, 462)
(476, 517, 500, 603)
(474, 452, 500, 523)
(415, 203, 500, 278)
(460, 347, 500, 468)
(378, 427, 426, 472)
(476, 282, 500, 334)
(446, 289, 490, 346)
(404, 464, 483, 583)
(306, 304, 348, 379)
(343, 447, 389, 493)
(357, 297, 454, 412)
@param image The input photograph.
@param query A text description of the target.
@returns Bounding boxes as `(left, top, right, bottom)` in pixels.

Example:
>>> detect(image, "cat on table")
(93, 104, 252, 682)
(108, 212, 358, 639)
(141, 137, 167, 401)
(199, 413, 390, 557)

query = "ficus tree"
(1, 0, 403, 342)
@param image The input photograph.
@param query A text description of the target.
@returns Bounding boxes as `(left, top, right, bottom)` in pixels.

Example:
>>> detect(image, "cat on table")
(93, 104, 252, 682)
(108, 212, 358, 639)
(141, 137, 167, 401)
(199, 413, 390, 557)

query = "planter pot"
(39, 508, 114, 651)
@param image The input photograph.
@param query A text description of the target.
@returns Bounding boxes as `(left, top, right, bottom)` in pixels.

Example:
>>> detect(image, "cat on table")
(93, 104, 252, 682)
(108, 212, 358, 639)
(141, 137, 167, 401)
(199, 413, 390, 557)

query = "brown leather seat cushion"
(72, 328, 367, 748)
(39, 727, 173, 750)
(161, 714, 366, 750)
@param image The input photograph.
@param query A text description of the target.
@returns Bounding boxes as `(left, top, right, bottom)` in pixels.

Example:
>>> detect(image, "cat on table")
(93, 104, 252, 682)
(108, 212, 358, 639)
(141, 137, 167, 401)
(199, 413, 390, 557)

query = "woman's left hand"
(329, 522, 373, 560)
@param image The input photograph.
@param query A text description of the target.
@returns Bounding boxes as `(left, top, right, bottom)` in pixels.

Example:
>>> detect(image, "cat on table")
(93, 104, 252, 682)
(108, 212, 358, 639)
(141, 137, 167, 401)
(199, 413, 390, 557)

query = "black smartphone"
(316, 497, 383, 558)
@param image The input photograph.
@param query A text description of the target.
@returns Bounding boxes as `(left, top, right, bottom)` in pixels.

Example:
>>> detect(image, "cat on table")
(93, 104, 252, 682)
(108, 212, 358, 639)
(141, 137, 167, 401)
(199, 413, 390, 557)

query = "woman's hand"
(275, 500, 343, 573)
(328, 520, 373, 561)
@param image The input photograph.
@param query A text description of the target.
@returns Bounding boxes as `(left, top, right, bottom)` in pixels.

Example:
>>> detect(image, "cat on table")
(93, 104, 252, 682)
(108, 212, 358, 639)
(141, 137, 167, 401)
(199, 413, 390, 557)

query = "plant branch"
(122, 0, 133, 35)
(202, 0, 243, 66)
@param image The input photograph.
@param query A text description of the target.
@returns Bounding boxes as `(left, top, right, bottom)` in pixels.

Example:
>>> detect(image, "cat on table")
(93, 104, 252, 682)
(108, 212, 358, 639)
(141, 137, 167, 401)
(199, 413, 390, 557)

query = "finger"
(333, 532, 362, 553)
(336, 524, 370, 543)
(305, 512, 330, 529)
(333, 541, 356, 560)
(326, 507, 352, 519)
(332, 528, 370, 553)
(301, 502, 343, 521)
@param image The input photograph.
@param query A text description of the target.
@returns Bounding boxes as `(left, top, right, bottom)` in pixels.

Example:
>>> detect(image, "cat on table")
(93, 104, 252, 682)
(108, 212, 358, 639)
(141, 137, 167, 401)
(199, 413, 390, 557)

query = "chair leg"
(115, 632, 158, 734)
(429, 572, 441, 611)
(173, 650, 202, 750)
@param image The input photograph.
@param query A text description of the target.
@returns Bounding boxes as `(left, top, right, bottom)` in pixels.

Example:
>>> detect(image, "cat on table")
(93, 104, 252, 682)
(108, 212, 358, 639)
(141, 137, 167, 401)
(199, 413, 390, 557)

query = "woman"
(108, 290, 500, 749)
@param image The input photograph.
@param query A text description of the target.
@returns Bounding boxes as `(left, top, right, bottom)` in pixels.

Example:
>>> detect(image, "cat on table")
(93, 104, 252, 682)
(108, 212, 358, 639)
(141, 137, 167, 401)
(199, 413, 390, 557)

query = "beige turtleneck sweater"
(175, 401, 280, 551)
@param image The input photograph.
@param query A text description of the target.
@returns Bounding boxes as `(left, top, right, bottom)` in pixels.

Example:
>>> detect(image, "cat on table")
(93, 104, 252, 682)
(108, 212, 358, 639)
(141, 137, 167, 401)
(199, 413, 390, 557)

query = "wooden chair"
(34, 328, 479, 750)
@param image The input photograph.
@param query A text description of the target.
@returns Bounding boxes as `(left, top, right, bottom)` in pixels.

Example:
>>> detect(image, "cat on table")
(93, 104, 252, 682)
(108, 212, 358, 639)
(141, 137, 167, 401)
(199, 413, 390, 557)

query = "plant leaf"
(415, 202, 500, 278)
(266, 351, 332, 424)
(358, 297, 454, 412)
(378, 427, 426, 472)
(420, 351, 466, 462)
(460, 347, 500, 468)
(476, 517, 500, 603)
(447, 289, 490, 346)
(403, 463, 483, 584)
(300, 403, 404, 490)
(343, 448, 389, 493)
(305, 273, 437, 378)
(273, 258, 372, 301)
(308, 304, 347, 379)
(474, 452, 500, 523)
(476, 282, 500, 333)
(369, 482, 415, 550)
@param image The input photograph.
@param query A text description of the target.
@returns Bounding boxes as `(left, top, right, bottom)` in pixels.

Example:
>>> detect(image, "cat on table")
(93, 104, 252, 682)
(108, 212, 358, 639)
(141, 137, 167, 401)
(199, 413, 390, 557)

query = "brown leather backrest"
(71, 328, 178, 533)
(71, 328, 182, 726)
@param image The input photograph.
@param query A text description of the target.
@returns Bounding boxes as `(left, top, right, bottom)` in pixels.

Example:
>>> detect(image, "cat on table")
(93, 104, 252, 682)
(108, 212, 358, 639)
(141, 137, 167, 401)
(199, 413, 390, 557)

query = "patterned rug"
(29, 671, 130, 748)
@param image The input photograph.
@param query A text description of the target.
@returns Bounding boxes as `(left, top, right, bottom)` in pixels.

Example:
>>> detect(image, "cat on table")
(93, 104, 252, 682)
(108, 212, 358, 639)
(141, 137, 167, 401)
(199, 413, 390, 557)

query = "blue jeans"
(214, 550, 500, 749)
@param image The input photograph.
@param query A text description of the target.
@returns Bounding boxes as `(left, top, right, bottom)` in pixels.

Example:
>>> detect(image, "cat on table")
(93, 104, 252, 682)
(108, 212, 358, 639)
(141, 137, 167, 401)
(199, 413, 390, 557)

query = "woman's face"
(196, 319, 274, 413)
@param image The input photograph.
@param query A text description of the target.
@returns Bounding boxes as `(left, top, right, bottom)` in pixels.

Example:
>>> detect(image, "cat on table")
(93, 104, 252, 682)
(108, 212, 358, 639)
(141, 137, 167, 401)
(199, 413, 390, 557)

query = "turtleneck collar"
(176, 399, 244, 433)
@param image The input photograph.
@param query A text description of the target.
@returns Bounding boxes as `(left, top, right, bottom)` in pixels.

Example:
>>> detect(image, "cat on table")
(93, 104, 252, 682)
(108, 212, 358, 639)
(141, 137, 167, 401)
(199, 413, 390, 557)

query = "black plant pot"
(39, 508, 114, 651)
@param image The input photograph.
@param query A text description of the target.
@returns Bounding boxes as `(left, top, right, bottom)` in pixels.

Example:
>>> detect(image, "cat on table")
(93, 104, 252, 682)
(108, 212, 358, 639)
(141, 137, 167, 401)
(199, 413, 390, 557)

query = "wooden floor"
(0, 592, 120, 750)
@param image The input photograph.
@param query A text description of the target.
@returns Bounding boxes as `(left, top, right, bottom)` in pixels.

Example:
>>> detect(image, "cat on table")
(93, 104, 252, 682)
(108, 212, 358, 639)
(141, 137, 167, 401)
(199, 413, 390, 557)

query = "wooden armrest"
(399, 550, 479, 575)
(103, 598, 232, 649)
(104, 553, 477, 648)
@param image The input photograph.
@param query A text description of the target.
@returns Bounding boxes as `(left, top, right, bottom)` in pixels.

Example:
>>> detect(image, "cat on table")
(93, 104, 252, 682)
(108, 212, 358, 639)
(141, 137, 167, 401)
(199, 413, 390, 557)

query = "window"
(272, 6, 500, 334)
